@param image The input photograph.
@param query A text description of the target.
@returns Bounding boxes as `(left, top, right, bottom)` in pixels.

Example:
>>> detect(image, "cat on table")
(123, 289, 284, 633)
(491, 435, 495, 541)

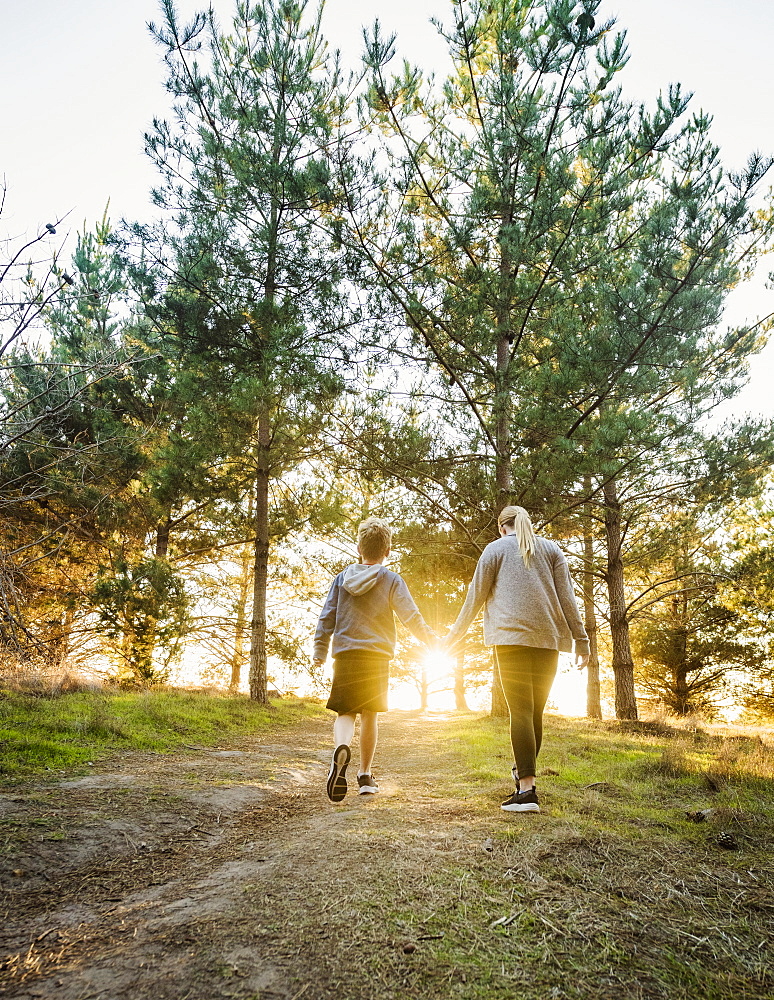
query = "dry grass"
(0, 659, 105, 697)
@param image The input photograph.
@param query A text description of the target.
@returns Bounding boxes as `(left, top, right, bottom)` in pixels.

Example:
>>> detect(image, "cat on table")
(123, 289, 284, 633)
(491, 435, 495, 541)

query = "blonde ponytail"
(498, 505, 536, 569)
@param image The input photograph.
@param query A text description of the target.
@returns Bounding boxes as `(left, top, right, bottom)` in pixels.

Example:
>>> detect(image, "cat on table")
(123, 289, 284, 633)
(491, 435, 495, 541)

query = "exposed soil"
(3, 712, 774, 1000)
(0, 711, 508, 1000)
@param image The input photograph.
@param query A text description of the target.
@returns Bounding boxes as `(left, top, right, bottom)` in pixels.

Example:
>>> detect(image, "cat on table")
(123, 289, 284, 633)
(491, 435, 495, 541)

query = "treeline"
(3, 0, 774, 720)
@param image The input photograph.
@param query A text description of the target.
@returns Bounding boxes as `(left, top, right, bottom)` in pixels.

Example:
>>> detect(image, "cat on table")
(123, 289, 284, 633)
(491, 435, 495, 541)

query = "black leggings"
(495, 645, 559, 779)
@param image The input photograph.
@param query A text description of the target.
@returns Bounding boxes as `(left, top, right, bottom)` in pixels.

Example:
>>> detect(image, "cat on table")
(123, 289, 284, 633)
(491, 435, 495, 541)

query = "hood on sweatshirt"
(342, 563, 383, 596)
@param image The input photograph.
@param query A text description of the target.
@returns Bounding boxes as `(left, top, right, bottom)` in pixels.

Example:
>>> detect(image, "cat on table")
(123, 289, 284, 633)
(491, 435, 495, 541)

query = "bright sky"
(2, 0, 773, 417)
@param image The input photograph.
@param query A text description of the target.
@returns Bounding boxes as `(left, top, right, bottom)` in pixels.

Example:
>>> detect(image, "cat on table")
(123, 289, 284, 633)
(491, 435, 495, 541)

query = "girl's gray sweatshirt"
(313, 563, 436, 661)
(446, 534, 590, 656)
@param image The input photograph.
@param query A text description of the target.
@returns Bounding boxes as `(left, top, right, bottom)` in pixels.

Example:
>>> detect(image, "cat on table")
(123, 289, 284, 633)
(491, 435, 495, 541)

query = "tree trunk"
(155, 517, 171, 559)
(602, 476, 638, 720)
(420, 665, 428, 711)
(248, 406, 271, 704)
(248, 181, 279, 705)
(229, 535, 253, 690)
(494, 233, 512, 510)
(494, 334, 511, 509)
(673, 601, 690, 714)
(583, 499, 602, 719)
(454, 650, 468, 710)
(491, 651, 509, 718)
(491, 315, 511, 721)
(674, 662, 690, 715)
(490, 227, 513, 715)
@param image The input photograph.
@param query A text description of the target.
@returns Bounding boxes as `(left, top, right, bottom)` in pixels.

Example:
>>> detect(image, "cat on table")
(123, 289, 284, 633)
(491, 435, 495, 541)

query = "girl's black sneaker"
(327, 744, 351, 802)
(501, 787, 540, 812)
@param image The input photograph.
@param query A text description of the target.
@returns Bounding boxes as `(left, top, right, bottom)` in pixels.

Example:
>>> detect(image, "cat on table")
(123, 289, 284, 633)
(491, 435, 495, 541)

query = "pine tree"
(140, 0, 352, 701)
(0, 214, 151, 657)
(338, 0, 774, 718)
(627, 516, 764, 717)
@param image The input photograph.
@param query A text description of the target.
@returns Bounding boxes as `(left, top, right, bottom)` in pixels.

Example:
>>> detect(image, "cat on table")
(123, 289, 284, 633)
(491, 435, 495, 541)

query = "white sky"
(2, 0, 773, 416)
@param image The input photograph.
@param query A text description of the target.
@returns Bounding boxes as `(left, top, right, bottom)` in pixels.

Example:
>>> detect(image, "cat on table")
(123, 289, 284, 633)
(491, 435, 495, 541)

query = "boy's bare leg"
(359, 710, 378, 774)
(333, 713, 356, 748)
(327, 714, 356, 802)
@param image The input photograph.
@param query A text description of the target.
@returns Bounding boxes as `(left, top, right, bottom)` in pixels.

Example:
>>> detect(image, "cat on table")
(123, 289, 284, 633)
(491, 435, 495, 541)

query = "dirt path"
(1, 711, 502, 1000)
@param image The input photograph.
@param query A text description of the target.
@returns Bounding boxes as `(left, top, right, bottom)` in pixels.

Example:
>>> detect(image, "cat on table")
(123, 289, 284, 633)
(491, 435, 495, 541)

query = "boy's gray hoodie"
(313, 563, 435, 661)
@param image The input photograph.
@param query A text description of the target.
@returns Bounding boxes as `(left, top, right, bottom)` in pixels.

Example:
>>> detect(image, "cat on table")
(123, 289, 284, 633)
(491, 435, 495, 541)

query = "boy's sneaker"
(501, 787, 540, 813)
(358, 773, 379, 795)
(327, 744, 351, 802)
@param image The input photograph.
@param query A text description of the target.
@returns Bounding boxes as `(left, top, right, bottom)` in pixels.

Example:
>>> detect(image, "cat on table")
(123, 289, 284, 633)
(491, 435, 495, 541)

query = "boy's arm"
(391, 578, 437, 646)
(444, 547, 498, 647)
(312, 576, 340, 662)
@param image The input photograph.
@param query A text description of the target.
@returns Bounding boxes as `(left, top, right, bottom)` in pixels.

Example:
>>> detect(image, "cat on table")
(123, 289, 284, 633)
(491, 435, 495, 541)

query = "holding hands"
(436, 630, 456, 653)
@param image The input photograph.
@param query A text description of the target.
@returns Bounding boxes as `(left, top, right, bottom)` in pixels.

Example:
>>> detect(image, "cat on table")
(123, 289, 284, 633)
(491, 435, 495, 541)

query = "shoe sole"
(358, 785, 379, 795)
(327, 745, 350, 802)
(501, 802, 540, 813)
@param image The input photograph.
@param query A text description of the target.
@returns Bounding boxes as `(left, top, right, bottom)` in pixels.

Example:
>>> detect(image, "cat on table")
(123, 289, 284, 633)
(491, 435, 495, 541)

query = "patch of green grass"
(0, 688, 326, 782)
(434, 712, 774, 824)
(377, 712, 774, 999)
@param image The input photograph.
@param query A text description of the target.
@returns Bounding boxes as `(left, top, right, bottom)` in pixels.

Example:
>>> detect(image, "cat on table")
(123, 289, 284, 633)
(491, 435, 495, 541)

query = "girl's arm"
(444, 547, 498, 647)
(552, 550, 590, 658)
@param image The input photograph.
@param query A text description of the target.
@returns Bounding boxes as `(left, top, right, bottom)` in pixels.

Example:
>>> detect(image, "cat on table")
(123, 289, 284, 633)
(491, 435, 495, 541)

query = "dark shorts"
(326, 651, 390, 715)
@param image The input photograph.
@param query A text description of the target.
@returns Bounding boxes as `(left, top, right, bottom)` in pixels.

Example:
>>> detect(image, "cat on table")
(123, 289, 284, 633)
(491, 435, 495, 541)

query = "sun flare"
(423, 649, 455, 683)
(387, 652, 591, 715)
(547, 658, 589, 717)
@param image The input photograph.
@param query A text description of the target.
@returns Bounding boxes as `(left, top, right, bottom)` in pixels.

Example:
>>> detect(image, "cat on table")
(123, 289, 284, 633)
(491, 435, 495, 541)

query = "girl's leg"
(496, 646, 536, 785)
(496, 647, 559, 789)
(359, 710, 379, 774)
(531, 650, 559, 764)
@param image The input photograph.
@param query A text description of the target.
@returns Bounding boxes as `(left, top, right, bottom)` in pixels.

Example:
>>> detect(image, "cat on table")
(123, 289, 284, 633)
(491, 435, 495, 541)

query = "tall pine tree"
(139, 0, 353, 701)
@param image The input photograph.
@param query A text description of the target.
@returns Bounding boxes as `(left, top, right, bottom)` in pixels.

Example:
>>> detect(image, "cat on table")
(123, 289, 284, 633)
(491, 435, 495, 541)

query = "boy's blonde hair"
(357, 517, 392, 561)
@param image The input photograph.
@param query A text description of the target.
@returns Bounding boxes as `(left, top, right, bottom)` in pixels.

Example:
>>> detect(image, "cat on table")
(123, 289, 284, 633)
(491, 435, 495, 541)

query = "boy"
(313, 517, 436, 802)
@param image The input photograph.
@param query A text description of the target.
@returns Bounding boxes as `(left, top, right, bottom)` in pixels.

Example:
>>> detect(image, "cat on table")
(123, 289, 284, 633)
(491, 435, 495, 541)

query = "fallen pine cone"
(715, 831, 737, 850)
(402, 943, 417, 954)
